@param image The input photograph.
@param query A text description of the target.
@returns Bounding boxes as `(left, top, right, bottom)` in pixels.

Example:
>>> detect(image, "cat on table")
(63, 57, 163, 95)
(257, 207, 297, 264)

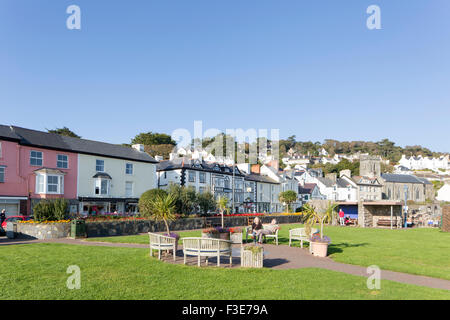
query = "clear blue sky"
(1, 0, 449, 152)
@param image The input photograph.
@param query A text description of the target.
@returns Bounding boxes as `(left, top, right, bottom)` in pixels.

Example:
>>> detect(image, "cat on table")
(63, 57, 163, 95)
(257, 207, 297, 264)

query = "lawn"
(86, 225, 450, 280)
(1, 243, 449, 300)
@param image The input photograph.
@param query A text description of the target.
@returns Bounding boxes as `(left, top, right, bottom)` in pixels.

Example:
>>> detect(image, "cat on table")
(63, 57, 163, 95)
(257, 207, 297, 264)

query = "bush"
(33, 199, 69, 222)
(138, 189, 168, 217)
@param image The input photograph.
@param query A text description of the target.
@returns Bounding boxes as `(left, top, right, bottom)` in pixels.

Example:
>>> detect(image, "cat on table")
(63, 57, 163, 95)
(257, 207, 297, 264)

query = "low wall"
(16, 222, 71, 240)
(86, 215, 304, 238)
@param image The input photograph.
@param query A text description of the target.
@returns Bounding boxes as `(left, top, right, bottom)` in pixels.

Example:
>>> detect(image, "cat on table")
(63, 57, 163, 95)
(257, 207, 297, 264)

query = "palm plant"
(325, 201, 339, 225)
(216, 196, 229, 228)
(149, 193, 177, 235)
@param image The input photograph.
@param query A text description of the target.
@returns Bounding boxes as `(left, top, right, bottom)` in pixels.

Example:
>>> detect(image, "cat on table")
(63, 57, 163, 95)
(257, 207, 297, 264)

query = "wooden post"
(390, 205, 393, 230)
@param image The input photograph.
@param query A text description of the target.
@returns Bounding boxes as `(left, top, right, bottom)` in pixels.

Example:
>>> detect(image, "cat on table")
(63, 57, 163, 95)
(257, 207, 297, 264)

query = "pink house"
(0, 126, 78, 216)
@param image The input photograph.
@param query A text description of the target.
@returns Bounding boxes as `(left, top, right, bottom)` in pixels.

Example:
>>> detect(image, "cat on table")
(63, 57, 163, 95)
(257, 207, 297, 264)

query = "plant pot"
(241, 248, 264, 268)
(311, 242, 328, 257)
(230, 232, 243, 244)
(202, 232, 218, 239)
(218, 231, 230, 240)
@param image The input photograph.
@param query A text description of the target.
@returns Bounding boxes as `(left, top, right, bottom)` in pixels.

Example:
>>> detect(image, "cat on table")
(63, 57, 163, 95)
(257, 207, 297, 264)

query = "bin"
(6, 222, 17, 239)
(71, 219, 87, 238)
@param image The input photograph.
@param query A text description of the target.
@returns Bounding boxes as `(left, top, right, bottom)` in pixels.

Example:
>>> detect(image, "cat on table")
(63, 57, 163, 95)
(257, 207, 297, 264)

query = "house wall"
(382, 182, 426, 202)
(77, 154, 156, 199)
(0, 140, 78, 214)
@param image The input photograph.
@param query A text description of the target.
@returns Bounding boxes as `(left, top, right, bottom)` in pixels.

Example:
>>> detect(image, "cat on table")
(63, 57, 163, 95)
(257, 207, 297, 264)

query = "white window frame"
(57, 154, 69, 169)
(199, 172, 206, 183)
(0, 166, 5, 183)
(96, 159, 105, 172)
(95, 178, 110, 196)
(126, 163, 133, 175)
(188, 171, 195, 182)
(30, 150, 43, 166)
(125, 181, 133, 197)
(35, 173, 64, 195)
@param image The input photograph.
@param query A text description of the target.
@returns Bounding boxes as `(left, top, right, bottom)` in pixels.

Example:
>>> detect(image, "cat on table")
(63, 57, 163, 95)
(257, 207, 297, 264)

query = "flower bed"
(213, 213, 265, 217)
(19, 220, 71, 224)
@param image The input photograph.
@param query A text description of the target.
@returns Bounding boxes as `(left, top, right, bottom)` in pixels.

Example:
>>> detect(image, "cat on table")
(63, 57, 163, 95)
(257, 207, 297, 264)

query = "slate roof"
(381, 173, 429, 184)
(244, 173, 279, 184)
(317, 177, 334, 188)
(0, 125, 21, 141)
(0, 125, 157, 163)
(157, 158, 244, 176)
(298, 183, 317, 194)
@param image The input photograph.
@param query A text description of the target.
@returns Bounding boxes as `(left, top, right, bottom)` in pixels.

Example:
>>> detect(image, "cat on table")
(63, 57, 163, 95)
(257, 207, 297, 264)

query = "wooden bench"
(289, 227, 319, 252)
(377, 219, 398, 227)
(182, 237, 233, 267)
(148, 232, 177, 261)
(245, 224, 280, 245)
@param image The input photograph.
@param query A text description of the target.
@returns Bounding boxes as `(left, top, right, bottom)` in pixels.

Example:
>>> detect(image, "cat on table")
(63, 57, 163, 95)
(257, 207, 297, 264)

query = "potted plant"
(241, 245, 264, 268)
(215, 227, 231, 240)
(202, 228, 219, 238)
(229, 227, 243, 244)
(303, 200, 335, 257)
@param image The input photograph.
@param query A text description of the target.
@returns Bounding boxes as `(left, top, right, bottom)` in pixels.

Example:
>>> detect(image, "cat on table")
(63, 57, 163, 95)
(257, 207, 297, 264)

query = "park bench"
(148, 232, 177, 261)
(245, 224, 280, 245)
(289, 227, 319, 253)
(182, 237, 233, 267)
(377, 219, 398, 227)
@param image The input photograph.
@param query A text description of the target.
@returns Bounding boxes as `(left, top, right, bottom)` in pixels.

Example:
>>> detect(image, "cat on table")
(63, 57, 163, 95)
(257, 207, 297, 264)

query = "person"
(251, 217, 263, 244)
(0, 209, 6, 225)
(344, 215, 350, 226)
(257, 219, 279, 244)
(339, 208, 345, 226)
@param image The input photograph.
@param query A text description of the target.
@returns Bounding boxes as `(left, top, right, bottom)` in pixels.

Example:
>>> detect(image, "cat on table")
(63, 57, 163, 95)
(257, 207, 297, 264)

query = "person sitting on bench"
(257, 219, 279, 244)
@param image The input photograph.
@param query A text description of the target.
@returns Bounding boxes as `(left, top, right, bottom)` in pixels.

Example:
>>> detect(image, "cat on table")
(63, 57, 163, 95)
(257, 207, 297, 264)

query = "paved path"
(2, 236, 449, 291)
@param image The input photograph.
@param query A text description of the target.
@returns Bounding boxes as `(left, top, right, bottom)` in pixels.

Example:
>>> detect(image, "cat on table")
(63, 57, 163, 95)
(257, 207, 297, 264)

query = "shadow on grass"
(328, 242, 369, 254)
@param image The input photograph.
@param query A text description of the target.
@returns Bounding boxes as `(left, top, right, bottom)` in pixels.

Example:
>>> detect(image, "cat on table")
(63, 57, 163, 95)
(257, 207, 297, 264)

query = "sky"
(1, 0, 450, 152)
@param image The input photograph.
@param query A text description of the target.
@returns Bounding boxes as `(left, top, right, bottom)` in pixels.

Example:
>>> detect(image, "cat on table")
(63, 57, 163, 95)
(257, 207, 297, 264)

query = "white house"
(77, 144, 158, 215)
(436, 182, 450, 202)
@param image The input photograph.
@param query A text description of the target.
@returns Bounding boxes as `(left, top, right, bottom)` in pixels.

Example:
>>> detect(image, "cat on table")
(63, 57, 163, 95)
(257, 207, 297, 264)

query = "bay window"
(95, 179, 110, 196)
(35, 173, 64, 194)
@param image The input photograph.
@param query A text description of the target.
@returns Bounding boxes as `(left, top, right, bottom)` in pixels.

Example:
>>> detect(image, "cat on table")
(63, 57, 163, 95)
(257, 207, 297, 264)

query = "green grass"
(87, 225, 450, 280)
(1, 243, 449, 300)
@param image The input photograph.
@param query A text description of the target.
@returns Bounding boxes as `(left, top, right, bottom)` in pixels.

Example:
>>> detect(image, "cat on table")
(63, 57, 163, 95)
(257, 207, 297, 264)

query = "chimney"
(325, 173, 337, 184)
(340, 169, 352, 178)
(251, 164, 261, 174)
(155, 155, 164, 162)
(132, 144, 145, 152)
(266, 160, 279, 171)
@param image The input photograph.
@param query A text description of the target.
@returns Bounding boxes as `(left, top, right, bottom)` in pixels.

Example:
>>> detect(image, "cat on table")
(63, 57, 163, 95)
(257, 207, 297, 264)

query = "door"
(0, 203, 20, 216)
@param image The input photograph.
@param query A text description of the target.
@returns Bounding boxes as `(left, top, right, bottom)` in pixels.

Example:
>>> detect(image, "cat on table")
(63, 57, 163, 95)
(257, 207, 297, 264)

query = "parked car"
(0, 215, 31, 235)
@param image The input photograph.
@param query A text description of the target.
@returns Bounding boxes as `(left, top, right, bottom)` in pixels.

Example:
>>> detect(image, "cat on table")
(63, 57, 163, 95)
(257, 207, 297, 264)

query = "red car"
(1, 215, 31, 231)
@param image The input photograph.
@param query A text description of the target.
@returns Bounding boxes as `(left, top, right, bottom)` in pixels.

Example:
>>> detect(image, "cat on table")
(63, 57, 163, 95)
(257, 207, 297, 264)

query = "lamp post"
(232, 161, 235, 214)
(403, 184, 408, 228)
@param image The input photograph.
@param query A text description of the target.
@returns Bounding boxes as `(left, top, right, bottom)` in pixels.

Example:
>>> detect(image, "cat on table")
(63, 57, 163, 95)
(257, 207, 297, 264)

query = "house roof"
(381, 173, 429, 184)
(298, 183, 317, 194)
(0, 125, 21, 141)
(244, 173, 279, 184)
(1, 125, 158, 163)
(317, 177, 334, 188)
(157, 158, 244, 176)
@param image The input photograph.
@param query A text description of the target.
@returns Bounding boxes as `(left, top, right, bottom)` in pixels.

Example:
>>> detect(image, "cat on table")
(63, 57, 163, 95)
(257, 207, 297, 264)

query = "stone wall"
(16, 222, 71, 240)
(442, 206, 450, 232)
(86, 215, 304, 238)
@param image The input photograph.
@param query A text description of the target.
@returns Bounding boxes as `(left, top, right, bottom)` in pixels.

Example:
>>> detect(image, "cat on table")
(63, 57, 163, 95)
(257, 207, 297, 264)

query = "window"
(35, 174, 64, 194)
(125, 182, 133, 197)
(188, 171, 195, 182)
(47, 176, 59, 193)
(95, 179, 110, 195)
(199, 172, 206, 183)
(30, 151, 43, 166)
(199, 187, 205, 194)
(57, 155, 68, 169)
(96, 160, 105, 172)
(126, 163, 133, 175)
(0, 166, 4, 182)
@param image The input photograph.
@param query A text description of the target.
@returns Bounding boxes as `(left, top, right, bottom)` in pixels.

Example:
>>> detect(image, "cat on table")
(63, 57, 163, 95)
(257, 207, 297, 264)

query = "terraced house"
(0, 125, 158, 216)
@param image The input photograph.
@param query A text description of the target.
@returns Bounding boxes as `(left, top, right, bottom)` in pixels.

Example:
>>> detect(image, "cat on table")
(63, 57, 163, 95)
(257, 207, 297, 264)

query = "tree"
(47, 127, 81, 138)
(167, 184, 197, 215)
(216, 196, 229, 228)
(145, 144, 176, 159)
(139, 188, 168, 213)
(278, 190, 297, 213)
(139, 192, 176, 235)
(197, 191, 216, 216)
(132, 132, 176, 146)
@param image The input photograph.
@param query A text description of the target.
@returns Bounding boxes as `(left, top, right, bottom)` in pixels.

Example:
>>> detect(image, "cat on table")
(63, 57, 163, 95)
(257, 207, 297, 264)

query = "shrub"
(138, 189, 168, 217)
(33, 199, 68, 222)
